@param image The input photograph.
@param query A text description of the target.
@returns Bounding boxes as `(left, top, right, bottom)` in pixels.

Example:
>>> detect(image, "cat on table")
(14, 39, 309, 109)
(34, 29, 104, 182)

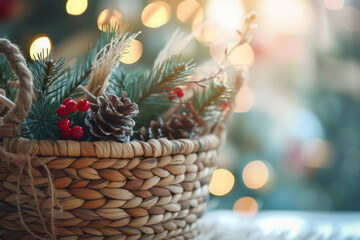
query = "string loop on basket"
(0, 148, 57, 240)
(0, 38, 33, 135)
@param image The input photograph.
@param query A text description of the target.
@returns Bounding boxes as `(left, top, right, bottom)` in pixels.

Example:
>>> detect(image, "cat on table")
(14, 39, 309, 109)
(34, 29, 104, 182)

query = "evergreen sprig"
(58, 24, 129, 101)
(111, 56, 195, 129)
(30, 53, 68, 102)
(0, 54, 18, 101)
(1, 24, 237, 141)
(20, 26, 127, 140)
(193, 79, 232, 122)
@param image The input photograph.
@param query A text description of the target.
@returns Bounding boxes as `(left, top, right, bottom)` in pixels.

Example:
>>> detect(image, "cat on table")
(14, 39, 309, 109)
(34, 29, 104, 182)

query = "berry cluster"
(168, 86, 184, 100)
(56, 98, 90, 139)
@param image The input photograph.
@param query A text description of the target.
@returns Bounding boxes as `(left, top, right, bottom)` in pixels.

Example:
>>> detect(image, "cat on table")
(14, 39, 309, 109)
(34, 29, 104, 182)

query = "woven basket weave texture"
(0, 136, 219, 240)
(0, 38, 221, 240)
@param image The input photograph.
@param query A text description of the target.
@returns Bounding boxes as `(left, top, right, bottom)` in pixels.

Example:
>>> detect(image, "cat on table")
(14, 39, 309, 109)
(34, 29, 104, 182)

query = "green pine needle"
(21, 25, 128, 140)
(110, 56, 195, 129)
(0, 54, 18, 101)
(193, 79, 232, 122)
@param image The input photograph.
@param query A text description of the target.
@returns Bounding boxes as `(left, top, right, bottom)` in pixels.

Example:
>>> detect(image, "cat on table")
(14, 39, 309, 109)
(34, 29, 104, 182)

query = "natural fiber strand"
(43, 160, 57, 240)
(0, 147, 57, 239)
(153, 24, 207, 68)
(86, 32, 140, 98)
(26, 156, 52, 238)
(17, 162, 46, 240)
(0, 39, 33, 125)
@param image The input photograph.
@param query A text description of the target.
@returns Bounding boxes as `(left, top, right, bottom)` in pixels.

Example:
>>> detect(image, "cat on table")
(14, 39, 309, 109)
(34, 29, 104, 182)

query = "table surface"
(201, 210, 360, 239)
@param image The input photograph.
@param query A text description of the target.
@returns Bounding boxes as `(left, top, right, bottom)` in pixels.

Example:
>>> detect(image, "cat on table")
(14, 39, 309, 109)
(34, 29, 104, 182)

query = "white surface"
(201, 210, 360, 240)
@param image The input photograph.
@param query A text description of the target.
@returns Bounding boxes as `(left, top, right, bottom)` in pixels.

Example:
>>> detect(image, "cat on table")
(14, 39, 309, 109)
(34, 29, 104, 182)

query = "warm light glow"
(208, 0, 245, 31)
(97, 9, 123, 31)
(234, 85, 254, 113)
(177, 0, 203, 24)
(120, 40, 143, 64)
(66, 0, 88, 16)
(302, 139, 331, 168)
(261, 0, 313, 35)
(324, 0, 344, 10)
(210, 42, 254, 66)
(141, 1, 171, 28)
(209, 168, 235, 196)
(242, 160, 269, 189)
(29, 36, 52, 60)
(192, 21, 221, 45)
(228, 43, 255, 67)
(233, 196, 258, 217)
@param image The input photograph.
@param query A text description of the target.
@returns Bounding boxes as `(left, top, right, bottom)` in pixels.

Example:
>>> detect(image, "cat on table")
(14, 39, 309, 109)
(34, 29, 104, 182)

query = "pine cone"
(140, 113, 200, 141)
(85, 92, 139, 142)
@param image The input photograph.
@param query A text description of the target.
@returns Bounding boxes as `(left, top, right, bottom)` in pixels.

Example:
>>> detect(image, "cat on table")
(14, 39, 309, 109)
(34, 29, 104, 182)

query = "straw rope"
(0, 39, 33, 126)
(0, 148, 57, 239)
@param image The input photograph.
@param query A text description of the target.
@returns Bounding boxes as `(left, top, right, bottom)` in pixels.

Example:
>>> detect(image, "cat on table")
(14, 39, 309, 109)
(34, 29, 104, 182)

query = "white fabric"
(200, 210, 360, 240)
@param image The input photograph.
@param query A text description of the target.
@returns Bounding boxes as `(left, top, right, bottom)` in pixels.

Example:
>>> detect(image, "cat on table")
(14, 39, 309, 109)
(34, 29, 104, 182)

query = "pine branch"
(29, 53, 68, 102)
(121, 56, 195, 129)
(59, 24, 129, 100)
(0, 54, 18, 101)
(108, 68, 128, 96)
(193, 79, 232, 122)
(22, 25, 129, 141)
(21, 98, 60, 140)
(128, 56, 194, 103)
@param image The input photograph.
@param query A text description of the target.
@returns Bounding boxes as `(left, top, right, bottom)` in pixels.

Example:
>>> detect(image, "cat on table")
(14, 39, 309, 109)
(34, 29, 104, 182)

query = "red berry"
(57, 118, 71, 131)
(61, 129, 72, 139)
(65, 99, 77, 113)
(168, 91, 176, 100)
(71, 126, 84, 139)
(56, 105, 68, 117)
(223, 102, 230, 111)
(77, 99, 90, 112)
(174, 86, 184, 98)
(62, 98, 72, 105)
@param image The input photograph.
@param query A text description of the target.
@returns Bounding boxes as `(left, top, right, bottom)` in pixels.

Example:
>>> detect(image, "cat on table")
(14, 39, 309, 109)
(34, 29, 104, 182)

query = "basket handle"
(0, 39, 33, 131)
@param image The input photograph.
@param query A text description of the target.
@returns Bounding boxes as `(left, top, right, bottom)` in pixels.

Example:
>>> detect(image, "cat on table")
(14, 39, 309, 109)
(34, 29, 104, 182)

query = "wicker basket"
(0, 40, 222, 239)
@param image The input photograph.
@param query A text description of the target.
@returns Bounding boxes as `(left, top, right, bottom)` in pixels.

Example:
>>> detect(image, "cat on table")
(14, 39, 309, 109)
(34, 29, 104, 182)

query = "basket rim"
(2, 134, 220, 158)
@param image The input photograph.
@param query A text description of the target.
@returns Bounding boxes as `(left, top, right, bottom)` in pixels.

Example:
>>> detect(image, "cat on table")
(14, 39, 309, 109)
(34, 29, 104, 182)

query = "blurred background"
(0, 0, 359, 216)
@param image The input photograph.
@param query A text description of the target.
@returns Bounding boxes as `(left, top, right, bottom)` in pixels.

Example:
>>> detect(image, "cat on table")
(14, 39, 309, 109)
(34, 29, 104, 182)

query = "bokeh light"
(228, 43, 255, 67)
(324, 0, 344, 10)
(141, 1, 171, 28)
(208, 0, 245, 31)
(97, 9, 123, 31)
(120, 40, 143, 64)
(177, 0, 203, 24)
(209, 168, 235, 196)
(302, 139, 331, 168)
(210, 42, 254, 67)
(192, 21, 221, 46)
(234, 85, 255, 113)
(242, 160, 269, 189)
(29, 36, 52, 60)
(261, 0, 313, 35)
(233, 196, 258, 217)
(66, 0, 88, 16)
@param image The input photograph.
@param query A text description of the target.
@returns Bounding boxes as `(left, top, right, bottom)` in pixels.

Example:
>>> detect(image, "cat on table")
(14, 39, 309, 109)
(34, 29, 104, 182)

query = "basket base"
(0, 220, 202, 240)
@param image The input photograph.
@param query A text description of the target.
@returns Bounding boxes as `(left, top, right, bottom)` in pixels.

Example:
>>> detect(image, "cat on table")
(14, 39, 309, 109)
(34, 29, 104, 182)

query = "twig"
(78, 85, 97, 101)
(0, 94, 15, 109)
(188, 12, 257, 87)
(185, 102, 206, 126)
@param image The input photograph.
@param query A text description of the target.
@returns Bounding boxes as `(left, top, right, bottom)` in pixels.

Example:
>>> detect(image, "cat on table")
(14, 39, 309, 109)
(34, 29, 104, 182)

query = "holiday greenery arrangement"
(0, 13, 256, 240)
(0, 14, 255, 144)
